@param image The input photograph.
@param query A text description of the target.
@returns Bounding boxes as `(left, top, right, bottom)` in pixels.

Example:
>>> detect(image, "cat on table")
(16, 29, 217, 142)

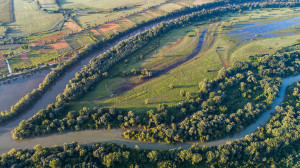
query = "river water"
(0, 73, 299, 153)
(0, 12, 300, 154)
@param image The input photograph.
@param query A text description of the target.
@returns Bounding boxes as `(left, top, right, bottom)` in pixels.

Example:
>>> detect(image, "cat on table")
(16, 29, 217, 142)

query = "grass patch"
(70, 0, 167, 28)
(0, 0, 13, 23)
(65, 32, 94, 49)
(231, 34, 300, 61)
(7, 0, 64, 36)
(39, 0, 60, 11)
(8, 56, 25, 72)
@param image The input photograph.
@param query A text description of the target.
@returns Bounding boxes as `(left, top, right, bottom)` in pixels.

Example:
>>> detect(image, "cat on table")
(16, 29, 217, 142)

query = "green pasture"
(7, 0, 64, 36)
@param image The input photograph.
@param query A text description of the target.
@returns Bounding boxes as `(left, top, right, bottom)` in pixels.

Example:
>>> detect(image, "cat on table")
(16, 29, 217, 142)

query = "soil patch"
(31, 32, 65, 47)
(90, 28, 100, 36)
(51, 39, 70, 50)
(0, 60, 6, 67)
(224, 61, 231, 67)
(20, 53, 31, 67)
(64, 19, 83, 32)
(0, 51, 4, 60)
(98, 22, 120, 32)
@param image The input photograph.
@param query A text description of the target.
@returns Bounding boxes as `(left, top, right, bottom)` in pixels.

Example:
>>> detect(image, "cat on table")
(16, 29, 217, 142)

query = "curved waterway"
(0, 74, 299, 154)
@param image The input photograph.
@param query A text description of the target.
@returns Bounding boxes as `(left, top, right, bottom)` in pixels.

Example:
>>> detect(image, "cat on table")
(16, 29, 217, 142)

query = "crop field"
(0, 0, 13, 23)
(70, 0, 167, 28)
(31, 32, 65, 47)
(7, 0, 64, 36)
(127, 11, 159, 24)
(8, 56, 25, 72)
(39, 0, 59, 11)
(63, 19, 83, 33)
(60, 0, 165, 11)
(0, 60, 8, 75)
(0, 26, 6, 36)
(156, 3, 184, 13)
(20, 53, 31, 67)
(0, 51, 4, 60)
(68, 6, 300, 113)
(65, 32, 94, 50)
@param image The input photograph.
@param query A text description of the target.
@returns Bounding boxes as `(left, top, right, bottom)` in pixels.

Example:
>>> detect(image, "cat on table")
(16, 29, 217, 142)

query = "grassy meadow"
(7, 0, 64, 36)
(67, 6, 300, 113)
(0, 0, 13, 23)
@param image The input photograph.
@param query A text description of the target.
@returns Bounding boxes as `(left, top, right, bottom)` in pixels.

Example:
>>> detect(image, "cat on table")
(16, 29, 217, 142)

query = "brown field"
(119, 18, 135, 25)
(0, 51, 4, 60)
(20, 53, 31, 66)
(64, 19, 83, 32)
(224, 61, 231, 67)
(90, 28, 100, 36)
(98, 22, 120, 32)
(51, 39, 70, 50)
(31, 32, 65, 47)
(0, 60, 6, 67)
(0, 59, 6, 66)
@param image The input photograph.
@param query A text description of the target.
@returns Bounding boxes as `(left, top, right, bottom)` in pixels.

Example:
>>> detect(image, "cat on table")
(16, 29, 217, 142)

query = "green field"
(69, 0, 168, 28)
(60, 0, 165, 11)
(0, 0, 13, 23)
(8, 56, 25, 71)
(65, 32, 94, 50)
(39, 0, 60, 11)
(7, 0, 64, 36)
(67, 6, 300, 113)
(0, 26, 6, 36)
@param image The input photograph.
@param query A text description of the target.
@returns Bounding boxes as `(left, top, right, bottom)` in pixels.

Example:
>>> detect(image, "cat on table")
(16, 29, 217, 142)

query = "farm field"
(68, 6, 300, 113)
(0, 0, 13, 23)
(0, 60, 8, 76)
(39, 0, 59, 11)
(7, 0, 64, 36)
(65, 32, 94, 50)
(68, 0, 169, 28)
(0, 0, 203, 76)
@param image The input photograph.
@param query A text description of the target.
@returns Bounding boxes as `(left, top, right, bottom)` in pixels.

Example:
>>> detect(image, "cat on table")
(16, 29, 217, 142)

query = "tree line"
(2, 83, 300, 167)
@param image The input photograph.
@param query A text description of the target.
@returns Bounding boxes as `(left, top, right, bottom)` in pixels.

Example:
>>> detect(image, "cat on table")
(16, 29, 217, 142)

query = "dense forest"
(2, 80, 300, 167)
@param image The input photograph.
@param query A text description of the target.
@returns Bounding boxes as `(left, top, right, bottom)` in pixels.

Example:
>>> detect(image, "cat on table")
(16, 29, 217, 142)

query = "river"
(0, 8, 300, 154)
(0, 72, 298, 154)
